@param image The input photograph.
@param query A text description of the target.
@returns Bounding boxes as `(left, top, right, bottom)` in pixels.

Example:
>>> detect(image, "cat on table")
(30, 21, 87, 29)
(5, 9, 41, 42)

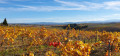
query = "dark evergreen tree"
(2, 18, 8, 26)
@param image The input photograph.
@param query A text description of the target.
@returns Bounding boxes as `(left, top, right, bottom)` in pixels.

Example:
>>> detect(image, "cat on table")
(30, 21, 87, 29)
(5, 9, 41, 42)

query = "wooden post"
(14, 26, 15, 33)
(95, 37, 97, 43)
(108, 40, 111, 56)
(91, 38, 92, 43)
(95, 31, 98, 43)
(84, 38, 85, 43)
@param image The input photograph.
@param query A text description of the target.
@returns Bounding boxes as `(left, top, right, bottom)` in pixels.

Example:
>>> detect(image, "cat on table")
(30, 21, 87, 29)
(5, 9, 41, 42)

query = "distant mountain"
(105, 19, 120, 23)
(9, 19, 120, 25)
(28, 22, 67, 25)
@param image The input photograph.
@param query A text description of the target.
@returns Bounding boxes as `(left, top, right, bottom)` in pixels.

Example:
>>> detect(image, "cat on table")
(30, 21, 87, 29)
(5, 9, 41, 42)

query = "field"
(51, 23, 120, 32)
(82, 23, 120, 32)
(0, 24, 120, 56)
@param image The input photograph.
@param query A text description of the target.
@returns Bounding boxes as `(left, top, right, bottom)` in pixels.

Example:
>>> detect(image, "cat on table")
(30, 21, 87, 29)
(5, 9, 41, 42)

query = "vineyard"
(0, 26, 120, 56)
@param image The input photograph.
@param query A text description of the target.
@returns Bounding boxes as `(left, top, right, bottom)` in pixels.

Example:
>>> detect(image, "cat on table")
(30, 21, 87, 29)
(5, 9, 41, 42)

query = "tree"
(2, 18, 8, 26)
(63, 24, 88, 30)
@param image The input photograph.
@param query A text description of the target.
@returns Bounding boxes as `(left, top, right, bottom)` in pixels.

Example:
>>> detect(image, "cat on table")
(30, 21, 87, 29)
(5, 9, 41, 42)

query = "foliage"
(63, 23, 88, 30)
(0, 26, 119, 56)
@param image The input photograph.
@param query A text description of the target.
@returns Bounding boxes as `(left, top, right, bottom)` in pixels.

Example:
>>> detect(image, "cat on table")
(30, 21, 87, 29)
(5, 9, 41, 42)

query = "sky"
(0, 0, 120, 23)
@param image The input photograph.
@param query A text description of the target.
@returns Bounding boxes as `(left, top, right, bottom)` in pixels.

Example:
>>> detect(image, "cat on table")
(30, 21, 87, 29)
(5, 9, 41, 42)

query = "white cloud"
(104, 1, 120, 6)
(54, 0, 86, 7)
(104, 1, 120, 10)
(102, 14, 120, 20)
(54, 0, 120, 10)
(1, 0, 120, 11)
(54, 0, 120, 11)
(0, 5, 90, 12)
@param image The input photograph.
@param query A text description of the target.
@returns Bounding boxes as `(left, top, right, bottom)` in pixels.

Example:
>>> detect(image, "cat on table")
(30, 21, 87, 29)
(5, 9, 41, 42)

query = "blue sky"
(0, 0, 120, 23)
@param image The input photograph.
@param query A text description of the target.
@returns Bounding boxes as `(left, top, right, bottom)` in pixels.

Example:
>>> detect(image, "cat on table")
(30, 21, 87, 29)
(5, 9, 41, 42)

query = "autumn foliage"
(0, 26, 119, 56)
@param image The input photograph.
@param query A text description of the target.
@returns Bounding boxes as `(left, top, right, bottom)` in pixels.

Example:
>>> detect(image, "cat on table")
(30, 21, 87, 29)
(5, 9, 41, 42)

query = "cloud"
(54, 0, 120, 10)
(102, 14, 120, 19)
(0, 0, 100, 11)
(54, 0, 86, 7)
(54, 0, 104, 10)
(1, 0, 120, 11)
(104, 1, 120, 10)
(0, 5, 90, 12)
(3, 13, 120, 23)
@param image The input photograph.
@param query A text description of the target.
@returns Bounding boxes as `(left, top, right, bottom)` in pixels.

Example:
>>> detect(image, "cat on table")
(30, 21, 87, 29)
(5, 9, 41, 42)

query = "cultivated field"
(0, 25, 120, 56)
